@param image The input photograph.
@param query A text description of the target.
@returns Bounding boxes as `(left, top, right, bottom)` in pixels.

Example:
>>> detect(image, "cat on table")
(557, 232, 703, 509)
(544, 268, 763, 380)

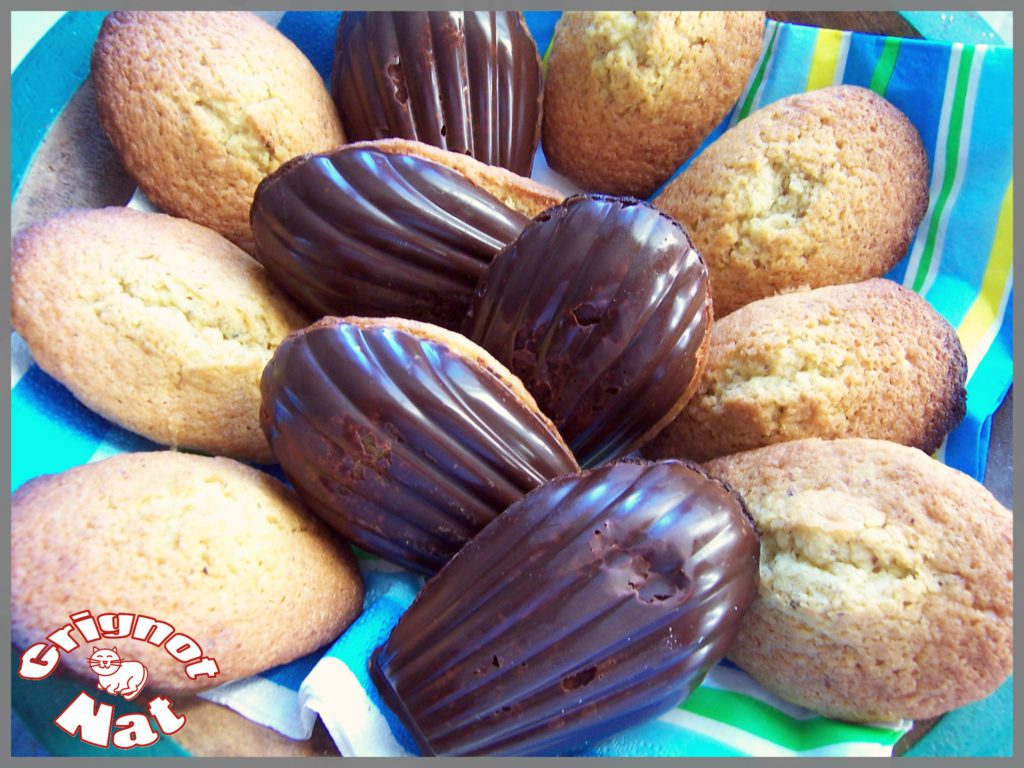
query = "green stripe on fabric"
(11, 652, 190, 757)
(911, 45, 975, 292)
(680, 687, 902, 752)
(542, 33, 554, 76)
(737, 22, 780, 121)
(352, 546, 382, 561)
(869, 37, 902, 95)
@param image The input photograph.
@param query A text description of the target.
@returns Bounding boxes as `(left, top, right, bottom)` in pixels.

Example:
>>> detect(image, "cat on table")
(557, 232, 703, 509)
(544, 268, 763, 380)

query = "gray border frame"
(3, 1, 1018, 765)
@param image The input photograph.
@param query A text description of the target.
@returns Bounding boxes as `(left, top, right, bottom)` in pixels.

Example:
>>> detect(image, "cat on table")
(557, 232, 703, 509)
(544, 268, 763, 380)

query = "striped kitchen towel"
(10, 12, 1011, 758)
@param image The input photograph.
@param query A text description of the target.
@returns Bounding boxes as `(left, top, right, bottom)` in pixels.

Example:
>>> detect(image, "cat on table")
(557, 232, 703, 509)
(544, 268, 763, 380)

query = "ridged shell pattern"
(371, 459, 759, 756)
(465, 195, 712, 468)
(259, 318, 579, 575)
(250, 147, 530, 331)
(332, 12, 543, 175)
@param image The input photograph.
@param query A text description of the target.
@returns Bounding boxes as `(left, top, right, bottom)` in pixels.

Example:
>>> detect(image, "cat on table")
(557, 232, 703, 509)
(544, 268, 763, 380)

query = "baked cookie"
(12, 451, 364, 694)
(250, 139, 563, 329)
(332, 12, 543, 176)
(464, 194, 713, 468)
(542, 11, 765, 197)
(11, 207, 309, 463)
(705, 438, 1013, 723)
(654, 85, 930, 316)
(644, 279, 966, 463)
(372, 459, 759, 756)
(92, 10, 344, 253)
(363, 139, 564, 218)
(260, 315, 579, 575)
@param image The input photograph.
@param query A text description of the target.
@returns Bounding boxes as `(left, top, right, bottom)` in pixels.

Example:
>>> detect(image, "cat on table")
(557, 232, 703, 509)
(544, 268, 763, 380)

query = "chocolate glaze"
(465, 195, 712, 468)
(259, 317, 579, 575)
(251, 147, 529, 330)
(332, 12, 543, 176)
(371, 459, 759, 756)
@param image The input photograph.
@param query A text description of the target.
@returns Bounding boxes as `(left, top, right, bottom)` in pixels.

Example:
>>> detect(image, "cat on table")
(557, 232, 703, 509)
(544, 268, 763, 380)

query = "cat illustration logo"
(17, 609, 220, 750)
(88, 647, 149, 701)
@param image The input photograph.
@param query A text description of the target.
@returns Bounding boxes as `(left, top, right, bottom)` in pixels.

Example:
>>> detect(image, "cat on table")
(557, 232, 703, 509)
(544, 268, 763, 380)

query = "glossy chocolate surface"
(465, 195, 712, 468)
(259, 318, 579, 574)
(333, 12, 543, 176)
(371, 459, 759, 756)
(251, 147, 529, 330)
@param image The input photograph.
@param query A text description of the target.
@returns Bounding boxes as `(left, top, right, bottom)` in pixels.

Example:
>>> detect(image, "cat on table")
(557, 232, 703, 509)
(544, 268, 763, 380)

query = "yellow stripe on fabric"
(956, 179, 1013, 376)
(805, 28, 845, 91)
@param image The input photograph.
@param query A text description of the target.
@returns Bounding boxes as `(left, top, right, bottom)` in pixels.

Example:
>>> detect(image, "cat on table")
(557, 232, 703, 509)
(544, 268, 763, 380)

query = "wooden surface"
(766, 10, 923, 39)
(10, 10, 1009, 759)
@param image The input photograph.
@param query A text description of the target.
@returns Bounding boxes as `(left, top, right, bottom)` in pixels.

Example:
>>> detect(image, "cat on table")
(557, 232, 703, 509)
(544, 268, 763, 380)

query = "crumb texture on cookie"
(91, 10, 344, 252)
(705, 438, 1013, 723)
(644, 279, 966, 462)
(654, 85, 930, 316)
(11, 452, 363, 693)
(542, 11, 765, 197)
(11, 207, 309, 463)
(583, 11, 741, 105)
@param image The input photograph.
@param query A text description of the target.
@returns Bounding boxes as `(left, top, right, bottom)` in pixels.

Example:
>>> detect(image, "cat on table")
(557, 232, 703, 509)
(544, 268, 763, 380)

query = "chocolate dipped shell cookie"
(259, 316, 579, 575)
(654, 85, 930, 316)
(11, 207, 309, 464)
(332, 12, 543, 176)
(371, 459, 759, 756)
(251, 139, 563, 330)
(465, 194, 713, 468)
(644, 279, 967, 463)
(92, 11, 344, 253)
(706, 438, 1013, 723)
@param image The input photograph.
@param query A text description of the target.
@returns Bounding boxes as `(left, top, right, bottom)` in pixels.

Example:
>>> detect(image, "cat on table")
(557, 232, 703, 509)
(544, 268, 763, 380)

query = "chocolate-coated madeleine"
(371, 459, 759, 756)
(332, 12, 543, 176)
(259, 316, 579, 574)
(251, 140, 561, 330)
(465, 194, 712, 468)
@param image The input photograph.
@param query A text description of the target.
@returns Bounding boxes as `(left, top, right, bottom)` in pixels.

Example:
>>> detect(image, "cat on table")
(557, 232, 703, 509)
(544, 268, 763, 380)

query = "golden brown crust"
(643, 279, 967, 463)
(542, 11, 766, 197)
(11, 207, 310, 463)
(91, 10, 345, 253)
(299, 315, 575, 462)
(361, 139, 565, 218)
(11, 452, 364, 694)
(654, 85, 931, 316)
(705, 438, 1013, 722)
